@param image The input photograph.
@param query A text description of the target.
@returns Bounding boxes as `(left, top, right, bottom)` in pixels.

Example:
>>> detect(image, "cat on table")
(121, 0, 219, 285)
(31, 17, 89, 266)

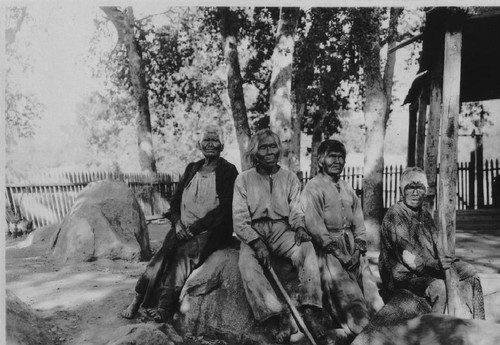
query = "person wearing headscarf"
(298, 139, 375, 340)
(233, 129, 326, 344)
(379, 167, 485, 319)
(121, 124, 238, 322)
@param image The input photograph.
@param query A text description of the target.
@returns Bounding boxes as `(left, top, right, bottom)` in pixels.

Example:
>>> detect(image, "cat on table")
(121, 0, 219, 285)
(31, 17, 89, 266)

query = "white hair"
(198, 124, 224, 145)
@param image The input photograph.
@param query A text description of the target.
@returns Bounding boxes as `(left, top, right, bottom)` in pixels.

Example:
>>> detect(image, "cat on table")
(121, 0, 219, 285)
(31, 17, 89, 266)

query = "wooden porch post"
(424, 65, 443, 213)
(407, 102, 418, 167)
(438, 23, 462, 255)
(416, 90, 428, 168)
(437, 18, 463, 318)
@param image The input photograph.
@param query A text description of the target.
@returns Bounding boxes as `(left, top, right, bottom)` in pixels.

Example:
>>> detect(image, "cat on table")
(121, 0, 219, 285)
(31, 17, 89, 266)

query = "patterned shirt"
(379, 201, 443, 291)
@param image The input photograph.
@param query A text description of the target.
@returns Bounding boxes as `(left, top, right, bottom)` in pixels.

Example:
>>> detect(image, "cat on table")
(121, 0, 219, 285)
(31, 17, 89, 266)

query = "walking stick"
(267, 266, 318, 345)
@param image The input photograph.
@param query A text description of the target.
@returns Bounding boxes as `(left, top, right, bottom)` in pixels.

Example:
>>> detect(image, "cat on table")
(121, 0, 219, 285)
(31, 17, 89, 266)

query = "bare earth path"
(5, 221, 170, 345)
(5, 218, 500, 345)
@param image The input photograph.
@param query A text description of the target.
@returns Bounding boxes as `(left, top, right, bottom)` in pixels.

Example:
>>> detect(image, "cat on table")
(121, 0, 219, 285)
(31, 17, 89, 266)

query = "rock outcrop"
(353, 313, 500, 345)
(176, 247, 339, 344)
(51, 180, 151, 263)
(6, 289, 58, 345)
(353, 289, 500, 345)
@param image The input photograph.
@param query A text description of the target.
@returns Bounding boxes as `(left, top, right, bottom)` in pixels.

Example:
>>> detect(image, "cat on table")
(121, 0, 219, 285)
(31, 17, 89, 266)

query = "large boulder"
(6, 289, 58, 345)
(353, 313, 500, 345)
(11, 223, 60, 250)
(51, 180, 151, 263)
(177, 248, 254, 343)
(176, 246, 338, 345)
(353, 289, 500, 345)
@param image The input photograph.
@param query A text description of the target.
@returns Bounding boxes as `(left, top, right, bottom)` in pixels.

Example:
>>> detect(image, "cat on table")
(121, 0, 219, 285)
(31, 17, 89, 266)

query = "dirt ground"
(5, 221, 500, 345)
(5, 220, 173, 345)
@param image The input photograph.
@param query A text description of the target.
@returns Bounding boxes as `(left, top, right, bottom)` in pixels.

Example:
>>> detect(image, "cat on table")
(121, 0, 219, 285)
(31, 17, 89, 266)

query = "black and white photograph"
(2, 2, 500, 345)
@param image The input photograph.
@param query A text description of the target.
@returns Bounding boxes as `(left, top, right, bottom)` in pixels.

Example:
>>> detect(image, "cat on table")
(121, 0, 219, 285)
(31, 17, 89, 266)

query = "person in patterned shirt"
(379, 166, 484, 319)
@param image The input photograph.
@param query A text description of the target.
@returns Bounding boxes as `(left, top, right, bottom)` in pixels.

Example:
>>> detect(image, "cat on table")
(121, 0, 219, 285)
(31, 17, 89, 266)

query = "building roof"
(405, 7, 500, 104)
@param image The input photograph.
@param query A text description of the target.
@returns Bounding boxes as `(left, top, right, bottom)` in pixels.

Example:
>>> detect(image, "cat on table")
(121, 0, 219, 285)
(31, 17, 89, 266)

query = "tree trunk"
(292, 80, 305, 176)
(269, 7, 301, 172)
(310, 111, 326, 177)
(101, 7, 157, 174)
(354, 8, 399, 249)
(219, 8, 252, 171)
(6, 8, 27, 47)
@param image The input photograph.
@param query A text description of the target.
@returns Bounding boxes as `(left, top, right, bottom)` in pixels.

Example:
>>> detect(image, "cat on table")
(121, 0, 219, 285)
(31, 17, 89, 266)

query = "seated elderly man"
(379, 166, 485, 319)
(121, 124, 238, 322)
(299, 139, 373, 340)
(233, 129, 326, 344)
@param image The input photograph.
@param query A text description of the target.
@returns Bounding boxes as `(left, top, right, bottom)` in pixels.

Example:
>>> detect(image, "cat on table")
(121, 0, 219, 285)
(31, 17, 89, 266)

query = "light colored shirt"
(233, 167, 305, 244)
(299, 173, 366, 248)
(181, 171, 219, 228)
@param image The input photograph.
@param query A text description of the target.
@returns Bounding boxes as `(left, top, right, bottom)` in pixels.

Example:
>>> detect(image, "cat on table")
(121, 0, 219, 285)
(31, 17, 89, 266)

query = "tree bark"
(269, 7, 301, 172)
(292, 69, 306, 176)
(6, 8, 27, 47)
(219, 8, 252, 171)
(354, 8, 400, 249)
(101, 6, 157, 174)
(310, 111, 326, 177)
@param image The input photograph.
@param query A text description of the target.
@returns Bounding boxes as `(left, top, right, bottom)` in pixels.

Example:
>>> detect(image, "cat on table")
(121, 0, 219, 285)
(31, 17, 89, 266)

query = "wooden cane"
(267, 266, 318, 345)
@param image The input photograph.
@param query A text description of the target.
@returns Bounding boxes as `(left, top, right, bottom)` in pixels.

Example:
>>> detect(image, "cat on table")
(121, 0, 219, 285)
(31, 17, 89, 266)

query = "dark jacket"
(170, 157, 238, 246)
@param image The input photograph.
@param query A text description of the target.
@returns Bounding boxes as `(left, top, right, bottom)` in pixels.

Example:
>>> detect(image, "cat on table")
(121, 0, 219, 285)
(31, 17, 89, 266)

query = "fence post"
(476, 132, 484, 208)
(468, 153, 475, 209)
(485, 160, 491, 207)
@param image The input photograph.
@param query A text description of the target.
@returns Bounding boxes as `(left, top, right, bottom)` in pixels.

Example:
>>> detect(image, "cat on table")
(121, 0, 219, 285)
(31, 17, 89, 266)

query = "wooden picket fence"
(5, 171, 177, 229)
(301, 159, 500, 210)
(5, 159, 499, 230)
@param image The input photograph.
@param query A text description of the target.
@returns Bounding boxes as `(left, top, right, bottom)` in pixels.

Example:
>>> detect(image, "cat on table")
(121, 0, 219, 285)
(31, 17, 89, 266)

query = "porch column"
(424, 63, 443, 213)
(437, 23, 462, 255)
